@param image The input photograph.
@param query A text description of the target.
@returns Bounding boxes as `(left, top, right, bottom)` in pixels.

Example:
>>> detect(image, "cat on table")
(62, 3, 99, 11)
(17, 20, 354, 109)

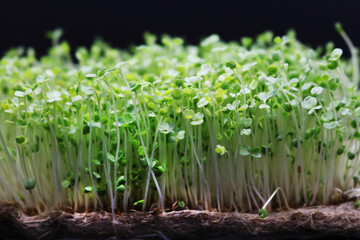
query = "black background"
(1, 0, 360, 57)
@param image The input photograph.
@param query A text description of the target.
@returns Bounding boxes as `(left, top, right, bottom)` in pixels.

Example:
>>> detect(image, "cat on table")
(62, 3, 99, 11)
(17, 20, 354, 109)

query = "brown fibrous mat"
(1, 202, 360, 240)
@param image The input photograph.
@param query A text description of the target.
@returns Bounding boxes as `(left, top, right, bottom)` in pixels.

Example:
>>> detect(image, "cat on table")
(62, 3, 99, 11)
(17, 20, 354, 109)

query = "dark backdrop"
(1, 0, 360, 57)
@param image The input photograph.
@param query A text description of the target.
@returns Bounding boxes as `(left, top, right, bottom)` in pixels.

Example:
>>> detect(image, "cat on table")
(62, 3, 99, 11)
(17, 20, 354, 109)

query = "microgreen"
(0, 26, 359, 217)
(258, 187, 290, 218)
(215, 145, 227, 155)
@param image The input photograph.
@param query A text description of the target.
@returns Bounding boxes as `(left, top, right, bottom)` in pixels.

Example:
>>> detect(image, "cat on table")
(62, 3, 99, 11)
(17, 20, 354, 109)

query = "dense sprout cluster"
(0, 27, 359, 217)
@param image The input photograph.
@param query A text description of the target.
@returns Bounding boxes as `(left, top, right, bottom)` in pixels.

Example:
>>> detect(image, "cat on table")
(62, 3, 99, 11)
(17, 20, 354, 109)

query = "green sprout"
(84, 186, 94, 193)
(215, 145, 227, 155)
(0, 26, 359, 219)
(258, 187, 289, 218)
(178, 201, 186, 208)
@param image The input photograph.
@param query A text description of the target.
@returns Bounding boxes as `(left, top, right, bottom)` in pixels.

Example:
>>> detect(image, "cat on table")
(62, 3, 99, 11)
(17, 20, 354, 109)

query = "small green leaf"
(225, 60, 237, 69)
(92, 159, 101, 166)
(133, 199, 144, 206)
(61, 180, 71, 188)
(258, 208, 268, 218)
(240, 118, 253, 128)
(117, 184, 125, 192)
(192, 112, 204, 120)
(159, 122, 172, 134)
(224, 129, 233, 139)
(138, 146, 148, 156)
(151, 160, 157, 168)
(355, 200, 360, 209)
(215, 145, 227, 155)
(46, 91, 62, 103)
(14, 91, 25, 97)
(178, 201, 186, 208)
(337, 145, 345, 155)
(351, 120, 357, 129)
(241, 128, 251, 136)
(283, 103, 293, 112)
(311, 86, 323, 95)
(123, 113, 136, 124)
(84, 186, 94, 193)
(258, 92, 269, 102)
(184, 109, 195, 119)
(87, 121, 101, 128)
(302, 96, 317, 110)
(267, 64, 278, 75)
(354, 132, 360, 141)
(85, 74, 96, 78)
(241, 37, 253, 47)
(308, 105, 322, 115)
(323, 121, 337, 129)
(340, 108, 351, 116)
(259, 104, 270, 109)
(130, 170, 140, 181)
(329, 48, 343, 61)
(191, 112, 204, 125)
(97, 67, 106, 77)
(107, 153, 115, 163)
(24, 178, 36, 190)
(157, 163, 167, 173)
(348, 151, 356, 160)
(66, 171, 73, 179)
(272, 50, 282, 61)
(92, 171, 101, 181)
(16, 135, 26, 144)
(176, 130, 185, 140)
(327, 60, 339, 70)
(191, 119, 204, 125)
(60, 127, 71, 134)
(251, 147, 262, 158)
(172, 88, 182, 100)
(197, 97, 209, 108)
(335, 22, 344, 34)
(240, 145, 250, 156)
(321, 112, 333, 122)
(117, 175, 126, 185)
(36, 74, 46, 83)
